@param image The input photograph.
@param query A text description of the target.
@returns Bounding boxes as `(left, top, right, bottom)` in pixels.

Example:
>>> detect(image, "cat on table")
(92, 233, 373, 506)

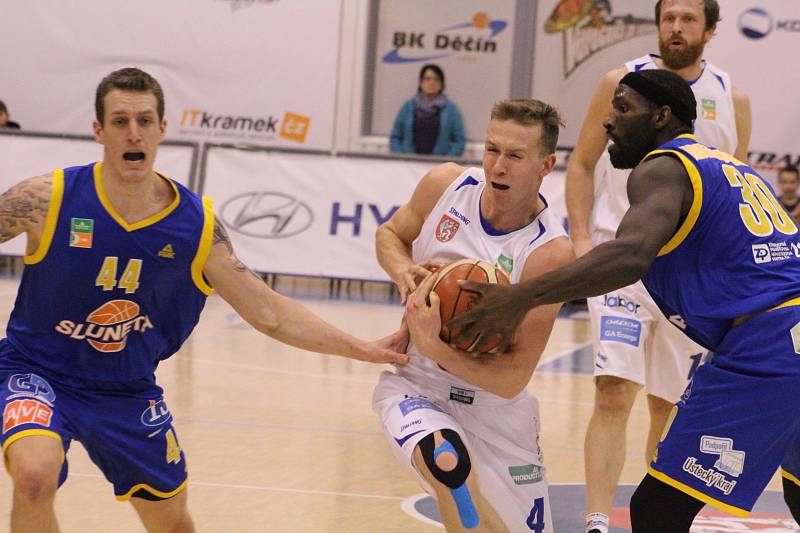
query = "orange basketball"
(432, 258, 510, 353)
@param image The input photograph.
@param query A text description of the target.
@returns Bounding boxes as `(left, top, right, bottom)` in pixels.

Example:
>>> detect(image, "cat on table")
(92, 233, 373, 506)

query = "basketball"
(432, 258, 510, 353)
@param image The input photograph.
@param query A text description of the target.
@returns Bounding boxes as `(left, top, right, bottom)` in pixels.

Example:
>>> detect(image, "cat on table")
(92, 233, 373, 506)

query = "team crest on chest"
(436, 214, 460, 243)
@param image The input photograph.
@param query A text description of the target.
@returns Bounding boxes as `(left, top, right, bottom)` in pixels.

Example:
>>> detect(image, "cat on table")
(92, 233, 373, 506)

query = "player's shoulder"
(595, 66, 628, 95)
(520, 235, 574, 279)
(418, 162, 468, 194)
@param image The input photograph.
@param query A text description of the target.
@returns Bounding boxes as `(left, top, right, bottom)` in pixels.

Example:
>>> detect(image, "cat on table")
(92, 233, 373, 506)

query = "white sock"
(585, 512, 609, 533)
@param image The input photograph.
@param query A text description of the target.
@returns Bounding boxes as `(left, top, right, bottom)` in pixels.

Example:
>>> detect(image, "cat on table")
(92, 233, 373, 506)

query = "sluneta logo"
(545, 0, 655, 78)
(384, 12, 508, 64)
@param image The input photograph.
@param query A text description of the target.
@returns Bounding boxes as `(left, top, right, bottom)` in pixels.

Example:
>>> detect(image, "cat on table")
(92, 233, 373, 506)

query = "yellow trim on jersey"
(641, 148, 703, 256)
(93, 162, 181, 232)
(3, 430, 65, 472)
(24, 170, 65, 265)
(115, 477, 189, 501)
(647, 466, 749, 517)
(191, 196, 215, 295)
(782, 468, 800, 488)
(771, 297, 800, 311)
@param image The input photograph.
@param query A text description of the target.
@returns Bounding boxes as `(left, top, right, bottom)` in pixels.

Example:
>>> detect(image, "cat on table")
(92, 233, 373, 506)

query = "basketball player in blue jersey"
(565, 2, 752, 530)
(0, 68, 408, 533)
(447, 69, 800, 531)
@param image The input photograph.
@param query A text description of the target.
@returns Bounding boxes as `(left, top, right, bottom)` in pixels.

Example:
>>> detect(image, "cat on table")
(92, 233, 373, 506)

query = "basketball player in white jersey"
(565, 2, 752, 531)
(373, 99, 573, 532)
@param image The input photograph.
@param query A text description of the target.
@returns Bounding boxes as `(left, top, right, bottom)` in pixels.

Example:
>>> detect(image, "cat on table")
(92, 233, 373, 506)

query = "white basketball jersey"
(397, 167, 567, 390)
(591, 54, 738, 241)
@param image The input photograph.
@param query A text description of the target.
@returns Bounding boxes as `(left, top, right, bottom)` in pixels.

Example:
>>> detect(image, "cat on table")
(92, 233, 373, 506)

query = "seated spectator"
(0, 101, 20, 129)
(777, 165, 800, 218)
(389, 64, 465, 157)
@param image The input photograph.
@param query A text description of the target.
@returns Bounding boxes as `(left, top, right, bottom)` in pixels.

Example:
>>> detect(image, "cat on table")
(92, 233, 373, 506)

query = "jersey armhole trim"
(191, 196, 215, 295)
(24, 170, 64, 265)
(645, 150, 703, 256)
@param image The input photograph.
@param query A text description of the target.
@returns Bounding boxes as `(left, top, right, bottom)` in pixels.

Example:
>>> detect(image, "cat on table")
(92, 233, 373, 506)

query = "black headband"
(619, 71, 696, 127)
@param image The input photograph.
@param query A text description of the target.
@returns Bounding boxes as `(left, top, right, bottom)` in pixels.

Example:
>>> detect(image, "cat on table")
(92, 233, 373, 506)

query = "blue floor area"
(537, 343, 595, 374)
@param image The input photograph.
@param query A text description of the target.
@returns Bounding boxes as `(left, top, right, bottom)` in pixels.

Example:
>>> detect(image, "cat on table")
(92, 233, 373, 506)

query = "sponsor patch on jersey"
(602, 294, 640, 314)
(54, 299, 155, 353)
(508, 464, 543, 485)
(702, 98, 716, 120)
(599, 316, 641, 346)
(435, 214, 460, 243)
(6, 373, 56, 406)
(398, 395, 445, 416)
(449, 386, 475, 404)
(3, 399, 53, 433)
(496, 254, 513, 275)
(70, 218, 94, 248)
(753, 242, 794, 264)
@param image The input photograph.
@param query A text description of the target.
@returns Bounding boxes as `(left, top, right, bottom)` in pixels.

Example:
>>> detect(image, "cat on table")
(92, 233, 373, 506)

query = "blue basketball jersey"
(4, 162, 215, 382)
(642, 135, 800, 349)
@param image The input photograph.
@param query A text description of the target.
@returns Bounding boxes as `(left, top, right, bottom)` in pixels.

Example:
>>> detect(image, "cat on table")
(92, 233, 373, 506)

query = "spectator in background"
(777, 165, 800, 218)
(389, 64, 466, 157)
(0, 101, 21, 129)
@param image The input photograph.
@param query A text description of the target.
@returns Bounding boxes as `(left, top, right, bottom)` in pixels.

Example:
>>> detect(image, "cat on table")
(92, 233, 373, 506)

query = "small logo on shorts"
(508, 464, 543, 485)
(6, 373, 56, 406)
(449, 387, 475, 405)
(700, 435, 746, 478)
(3, 399, 53, 433)
(140, 399, 172, 427)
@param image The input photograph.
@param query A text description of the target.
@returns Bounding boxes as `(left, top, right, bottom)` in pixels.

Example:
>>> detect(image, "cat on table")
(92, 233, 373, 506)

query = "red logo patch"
(3, 399, 53, 433)
(436, 214, 460, 243)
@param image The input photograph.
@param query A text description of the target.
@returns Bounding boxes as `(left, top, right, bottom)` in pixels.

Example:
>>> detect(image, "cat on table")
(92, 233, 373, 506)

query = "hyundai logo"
(739, 8, 772, 39)
(220, 191, 314, 239)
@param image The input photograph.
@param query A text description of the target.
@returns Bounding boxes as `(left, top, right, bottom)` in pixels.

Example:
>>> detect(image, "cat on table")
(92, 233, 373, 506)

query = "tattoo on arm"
(0, 176, 52, 243)
(212, 217, 264, 282)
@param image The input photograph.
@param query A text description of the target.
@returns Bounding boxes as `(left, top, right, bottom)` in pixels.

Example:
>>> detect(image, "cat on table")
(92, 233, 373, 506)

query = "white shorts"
(372, 371, 552, 533)
(587, 280, 706, 403)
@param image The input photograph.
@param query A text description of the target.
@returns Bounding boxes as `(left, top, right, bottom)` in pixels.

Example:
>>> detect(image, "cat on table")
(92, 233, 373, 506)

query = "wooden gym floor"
(0, 275, 790, 532)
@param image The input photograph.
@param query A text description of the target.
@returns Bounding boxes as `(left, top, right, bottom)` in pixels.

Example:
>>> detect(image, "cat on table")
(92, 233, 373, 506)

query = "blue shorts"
(649, 305, 800, 516)
(0, 340, 187, 500)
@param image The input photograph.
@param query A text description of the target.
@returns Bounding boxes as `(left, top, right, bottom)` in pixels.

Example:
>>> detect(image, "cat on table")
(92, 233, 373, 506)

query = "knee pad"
(418, 429, 471, 489)
(418, 429, 478, 528)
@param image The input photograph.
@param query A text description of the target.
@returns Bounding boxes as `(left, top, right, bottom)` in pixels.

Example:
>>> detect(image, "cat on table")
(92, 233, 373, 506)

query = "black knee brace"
(417, 429, 471, 489)
(630, 473, 704, 532)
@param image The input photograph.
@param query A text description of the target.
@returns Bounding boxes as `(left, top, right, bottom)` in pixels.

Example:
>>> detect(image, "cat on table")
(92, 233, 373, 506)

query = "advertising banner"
(203, 147, 438, 280)
(0, 1, 341, 150)
(370, 0, 516, 142)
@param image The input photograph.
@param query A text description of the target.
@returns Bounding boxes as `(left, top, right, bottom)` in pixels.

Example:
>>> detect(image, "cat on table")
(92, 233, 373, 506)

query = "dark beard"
(659, 38, 704, 70)
(608, 130, 658, 170)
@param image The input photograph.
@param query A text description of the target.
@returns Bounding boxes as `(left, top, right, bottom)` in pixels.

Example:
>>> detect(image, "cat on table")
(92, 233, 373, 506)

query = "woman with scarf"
(389, 64, 466, 157)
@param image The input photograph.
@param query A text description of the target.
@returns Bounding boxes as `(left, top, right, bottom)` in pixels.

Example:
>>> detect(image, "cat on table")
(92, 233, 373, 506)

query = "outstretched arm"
(449, 155, 693, 352)
(203, 218, 408, 364)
